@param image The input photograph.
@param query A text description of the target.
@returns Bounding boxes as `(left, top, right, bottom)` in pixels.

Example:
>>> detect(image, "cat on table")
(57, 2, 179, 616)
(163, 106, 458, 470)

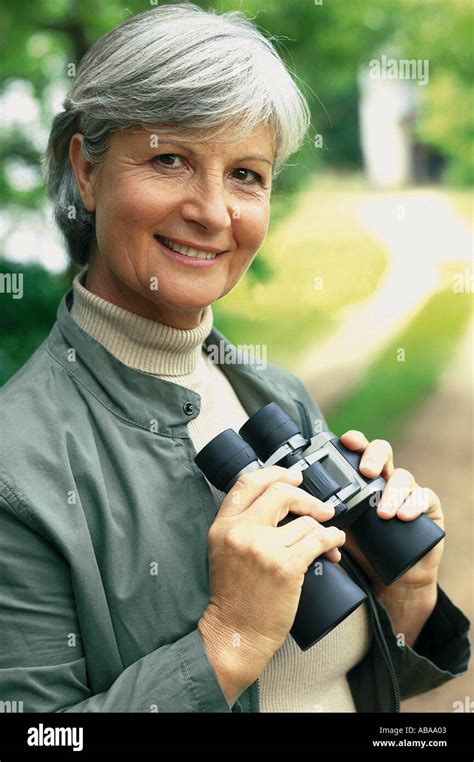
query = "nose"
(180, 176, 232, 234)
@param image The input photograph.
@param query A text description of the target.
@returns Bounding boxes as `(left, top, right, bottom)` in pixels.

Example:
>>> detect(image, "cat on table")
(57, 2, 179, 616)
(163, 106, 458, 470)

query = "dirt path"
(399, 318, 473, 712)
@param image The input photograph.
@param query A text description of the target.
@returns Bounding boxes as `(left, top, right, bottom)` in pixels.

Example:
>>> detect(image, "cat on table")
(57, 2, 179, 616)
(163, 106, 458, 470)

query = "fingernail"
(378, 501, 394, 517)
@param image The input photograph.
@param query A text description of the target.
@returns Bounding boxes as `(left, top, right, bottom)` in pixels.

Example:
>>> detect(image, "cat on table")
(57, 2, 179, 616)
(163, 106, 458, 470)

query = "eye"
(232, 168, 263, 184)
(152, 154, 184, 168)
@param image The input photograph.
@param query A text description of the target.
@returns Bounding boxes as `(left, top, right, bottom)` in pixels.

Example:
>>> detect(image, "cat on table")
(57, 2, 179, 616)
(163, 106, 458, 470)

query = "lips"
(155, 235, 225, 260)
(154, 235, 229, 268)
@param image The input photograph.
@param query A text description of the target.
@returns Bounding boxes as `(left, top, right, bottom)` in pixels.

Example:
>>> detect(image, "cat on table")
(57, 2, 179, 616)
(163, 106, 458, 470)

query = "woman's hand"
(198, 465, 346, 706)
(339, 430, 445, 645)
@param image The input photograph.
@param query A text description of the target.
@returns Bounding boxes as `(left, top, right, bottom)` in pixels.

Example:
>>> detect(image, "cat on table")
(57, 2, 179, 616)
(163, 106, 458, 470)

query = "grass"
(327, 263, 473, 442)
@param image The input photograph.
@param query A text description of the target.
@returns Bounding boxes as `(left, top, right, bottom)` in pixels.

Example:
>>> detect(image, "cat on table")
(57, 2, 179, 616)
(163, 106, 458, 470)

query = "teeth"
(158, 236, 218, 260)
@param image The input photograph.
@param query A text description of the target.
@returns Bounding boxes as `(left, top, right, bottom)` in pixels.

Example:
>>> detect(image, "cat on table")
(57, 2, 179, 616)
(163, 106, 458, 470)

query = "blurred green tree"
(0, 261, 69, 385)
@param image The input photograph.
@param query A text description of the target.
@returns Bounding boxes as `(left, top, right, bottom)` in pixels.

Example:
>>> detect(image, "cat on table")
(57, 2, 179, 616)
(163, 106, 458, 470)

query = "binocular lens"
(194, 429, 259, 492)
(239, 402, 301, 459)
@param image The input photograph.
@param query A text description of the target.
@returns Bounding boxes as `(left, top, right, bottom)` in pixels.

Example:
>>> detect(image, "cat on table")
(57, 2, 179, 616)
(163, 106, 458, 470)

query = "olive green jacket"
(0, 290, 470, 712)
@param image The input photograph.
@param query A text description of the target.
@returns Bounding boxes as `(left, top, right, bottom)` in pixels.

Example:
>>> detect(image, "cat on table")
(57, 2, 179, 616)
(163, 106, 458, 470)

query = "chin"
(169, 299, 214, 314)
(150, 285, 221, 309)
(145, 292, 213, 314)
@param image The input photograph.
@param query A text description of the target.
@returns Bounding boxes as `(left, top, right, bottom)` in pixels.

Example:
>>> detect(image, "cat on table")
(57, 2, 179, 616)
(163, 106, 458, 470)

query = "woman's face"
(70, 124, 274, 327)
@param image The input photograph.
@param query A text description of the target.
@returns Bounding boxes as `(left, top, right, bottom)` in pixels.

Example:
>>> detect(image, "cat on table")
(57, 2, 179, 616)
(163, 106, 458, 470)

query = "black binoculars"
(194, 402, 445, 651)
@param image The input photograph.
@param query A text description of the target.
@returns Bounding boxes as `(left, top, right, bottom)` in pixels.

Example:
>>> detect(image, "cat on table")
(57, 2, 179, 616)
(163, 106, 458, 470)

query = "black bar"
(0, 712, 471, 758)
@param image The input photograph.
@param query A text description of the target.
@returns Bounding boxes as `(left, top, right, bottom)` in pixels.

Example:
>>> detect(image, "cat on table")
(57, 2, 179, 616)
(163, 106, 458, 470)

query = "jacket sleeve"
(0, 495, 235, 713)
(373, 585, 471, 701)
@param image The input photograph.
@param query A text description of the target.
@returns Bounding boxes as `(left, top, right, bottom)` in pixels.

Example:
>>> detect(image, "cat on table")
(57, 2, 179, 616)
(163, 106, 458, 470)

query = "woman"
(0, 4, 469, 713)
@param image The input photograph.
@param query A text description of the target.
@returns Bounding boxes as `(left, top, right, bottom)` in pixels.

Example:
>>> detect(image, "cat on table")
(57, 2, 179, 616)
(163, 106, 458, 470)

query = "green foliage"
(394, 0, 474, 186)
(0, 261, 70, 386)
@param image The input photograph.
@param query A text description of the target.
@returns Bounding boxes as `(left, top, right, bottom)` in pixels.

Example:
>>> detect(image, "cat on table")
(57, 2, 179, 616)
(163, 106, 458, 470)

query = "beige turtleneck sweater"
(70, 272, 371, 712)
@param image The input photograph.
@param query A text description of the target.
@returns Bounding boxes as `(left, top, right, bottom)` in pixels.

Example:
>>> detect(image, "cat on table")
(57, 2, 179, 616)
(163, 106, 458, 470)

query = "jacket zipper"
(341, 551, 401, 711)
(298, 399, 400, 712)
(370, 602, 401, 712)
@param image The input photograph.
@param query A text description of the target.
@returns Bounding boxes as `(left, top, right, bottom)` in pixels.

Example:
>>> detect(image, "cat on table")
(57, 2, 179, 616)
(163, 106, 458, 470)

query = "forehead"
(108, 123, 275, 159)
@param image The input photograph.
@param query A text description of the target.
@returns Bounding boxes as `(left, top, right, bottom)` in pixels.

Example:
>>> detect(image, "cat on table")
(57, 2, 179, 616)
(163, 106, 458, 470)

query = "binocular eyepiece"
(195, 403, 445, 651)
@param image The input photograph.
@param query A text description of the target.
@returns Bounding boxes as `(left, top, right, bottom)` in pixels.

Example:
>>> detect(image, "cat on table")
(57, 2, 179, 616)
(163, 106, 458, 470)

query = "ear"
(69, 133, 97, 212)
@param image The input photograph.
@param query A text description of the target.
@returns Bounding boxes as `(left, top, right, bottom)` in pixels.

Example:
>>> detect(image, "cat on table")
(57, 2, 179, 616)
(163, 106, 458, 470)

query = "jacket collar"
(47, 289, 306, 438)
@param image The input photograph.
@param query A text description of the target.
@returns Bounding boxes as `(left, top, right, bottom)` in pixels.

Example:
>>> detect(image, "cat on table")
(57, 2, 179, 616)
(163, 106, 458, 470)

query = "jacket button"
(183, 402, 195, 416)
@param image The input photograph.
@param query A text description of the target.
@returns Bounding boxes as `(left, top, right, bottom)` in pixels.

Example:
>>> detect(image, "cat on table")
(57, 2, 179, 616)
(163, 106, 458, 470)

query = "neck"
(70, 270, 214, 377)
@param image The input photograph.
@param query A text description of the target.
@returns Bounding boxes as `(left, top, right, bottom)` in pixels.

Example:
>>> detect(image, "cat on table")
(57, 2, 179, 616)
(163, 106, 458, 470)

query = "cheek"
(95, 175, 172, 241)
(234, 198, 270, 251)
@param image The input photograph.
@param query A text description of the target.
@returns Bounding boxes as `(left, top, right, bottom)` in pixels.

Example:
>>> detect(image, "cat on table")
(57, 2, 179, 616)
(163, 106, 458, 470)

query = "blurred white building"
(358, 65, 418, 189)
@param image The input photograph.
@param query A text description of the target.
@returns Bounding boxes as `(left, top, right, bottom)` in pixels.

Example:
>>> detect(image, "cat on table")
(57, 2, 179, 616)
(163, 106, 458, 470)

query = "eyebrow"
(234, 155, 273, 166)
(150, 138, 273, 166)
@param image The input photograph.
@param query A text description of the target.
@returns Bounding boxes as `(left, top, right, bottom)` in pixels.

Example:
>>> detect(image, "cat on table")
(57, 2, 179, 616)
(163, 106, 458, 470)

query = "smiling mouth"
(155, 235, 225, 260)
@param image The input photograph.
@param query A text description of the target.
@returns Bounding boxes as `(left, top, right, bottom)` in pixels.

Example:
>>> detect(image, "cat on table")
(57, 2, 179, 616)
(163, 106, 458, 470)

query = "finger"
(289, 525, 346, 570)
(359, 439, 394, 480)
(249, 482, 336, 526)
(396, 485, 432, 521)
(277, 516, 342, 563)
(340, 430, 369, 452)
(376, 468, 416, 518)
(340, 432, 395, 481)
(324, 547, 342, 564)
(277, 514, 323, 545)
(413, 487, 444, 527)
(220, 466, 302, 517)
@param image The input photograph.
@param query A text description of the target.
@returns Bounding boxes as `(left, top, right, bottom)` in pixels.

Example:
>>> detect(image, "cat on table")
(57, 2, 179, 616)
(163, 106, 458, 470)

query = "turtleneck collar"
(70, 271, 214, 377)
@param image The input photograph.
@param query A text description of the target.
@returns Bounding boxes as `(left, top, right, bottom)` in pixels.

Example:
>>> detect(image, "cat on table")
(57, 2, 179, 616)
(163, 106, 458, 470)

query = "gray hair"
(43, 2, 311, 266)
